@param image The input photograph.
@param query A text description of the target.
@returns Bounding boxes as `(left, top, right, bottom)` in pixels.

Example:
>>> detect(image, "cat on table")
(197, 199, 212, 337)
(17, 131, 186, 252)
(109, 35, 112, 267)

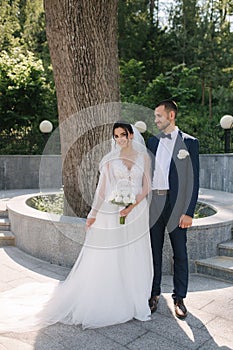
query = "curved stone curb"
(5, 188, 233, 273)
(7, 190, 86, 267)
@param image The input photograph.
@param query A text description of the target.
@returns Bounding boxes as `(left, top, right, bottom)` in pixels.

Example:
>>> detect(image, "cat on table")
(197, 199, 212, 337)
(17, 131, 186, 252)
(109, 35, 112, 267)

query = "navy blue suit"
(147, 130, 199, 299)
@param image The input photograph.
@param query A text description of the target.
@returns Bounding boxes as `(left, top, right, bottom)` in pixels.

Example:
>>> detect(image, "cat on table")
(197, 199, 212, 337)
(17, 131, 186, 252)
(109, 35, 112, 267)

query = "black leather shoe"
(173, 297, 187, 319)
(149, 296, 159, 313)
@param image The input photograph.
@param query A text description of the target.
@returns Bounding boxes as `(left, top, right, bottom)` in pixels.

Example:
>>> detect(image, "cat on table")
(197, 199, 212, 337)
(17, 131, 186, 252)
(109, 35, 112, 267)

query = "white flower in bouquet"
(129, 194, 136, 204)
(108, 191, 118, 202)
(109, 190, 136, 224)
(121, 190, 129, 197)
(115, 195, 123, 203)
(123, 195, 130, 205)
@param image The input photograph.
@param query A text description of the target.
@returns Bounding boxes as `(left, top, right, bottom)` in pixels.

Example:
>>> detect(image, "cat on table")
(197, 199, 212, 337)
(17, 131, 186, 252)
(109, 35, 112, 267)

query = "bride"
(0, 121, 153, 332)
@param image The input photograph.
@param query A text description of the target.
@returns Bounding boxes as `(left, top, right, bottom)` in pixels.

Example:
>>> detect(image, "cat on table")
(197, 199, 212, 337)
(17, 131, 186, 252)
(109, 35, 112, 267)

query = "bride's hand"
(120, 193, 144, 218)
(85, 217, 96, 230)
(120, 204, 135, 218)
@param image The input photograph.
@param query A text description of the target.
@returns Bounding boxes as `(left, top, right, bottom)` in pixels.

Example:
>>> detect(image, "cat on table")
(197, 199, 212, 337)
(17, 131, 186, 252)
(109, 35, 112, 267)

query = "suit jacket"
(147, 130, 199, 224)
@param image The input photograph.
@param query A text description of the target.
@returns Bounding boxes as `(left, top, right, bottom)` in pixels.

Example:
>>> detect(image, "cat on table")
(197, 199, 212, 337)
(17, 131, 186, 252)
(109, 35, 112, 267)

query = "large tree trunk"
(44, 0, 119, 217)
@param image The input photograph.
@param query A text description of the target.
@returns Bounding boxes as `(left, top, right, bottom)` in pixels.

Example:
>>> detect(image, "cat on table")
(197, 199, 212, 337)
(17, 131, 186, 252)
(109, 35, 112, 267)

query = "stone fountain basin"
(7, 188, 233, 274)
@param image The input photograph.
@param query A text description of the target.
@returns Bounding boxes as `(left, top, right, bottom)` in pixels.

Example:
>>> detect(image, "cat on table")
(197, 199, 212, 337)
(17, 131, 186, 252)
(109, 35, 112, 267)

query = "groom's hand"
(179, 214, 193, 229)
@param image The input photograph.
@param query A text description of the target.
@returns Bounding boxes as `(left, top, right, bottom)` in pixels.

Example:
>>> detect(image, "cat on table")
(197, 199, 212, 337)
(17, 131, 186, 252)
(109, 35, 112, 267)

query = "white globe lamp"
(220, 115, 233, 153)
(134, 121, 147, 133)
(220, 115, 233, 130)
(39, 120, 53, 133)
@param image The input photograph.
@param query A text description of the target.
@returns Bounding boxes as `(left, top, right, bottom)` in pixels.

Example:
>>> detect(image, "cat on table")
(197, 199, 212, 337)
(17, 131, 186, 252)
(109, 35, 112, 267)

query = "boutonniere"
(177, 149, 189, 159)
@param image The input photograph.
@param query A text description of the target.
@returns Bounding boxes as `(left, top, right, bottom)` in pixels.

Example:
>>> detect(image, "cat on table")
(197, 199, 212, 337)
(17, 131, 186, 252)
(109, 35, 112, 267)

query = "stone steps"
(196, 255, 233, 283)
(0, 209, 9, 218)
(0, 217, 10, 231)
(0, 231, 15, 246)
(218, 240, 233, 257)
(0, 209, 15, 247)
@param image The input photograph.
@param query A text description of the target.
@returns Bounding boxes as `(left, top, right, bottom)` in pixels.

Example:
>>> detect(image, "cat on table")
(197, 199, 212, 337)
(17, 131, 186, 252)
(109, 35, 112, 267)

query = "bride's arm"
(136, 153, 151, 203)
(86, 163, 109, 228)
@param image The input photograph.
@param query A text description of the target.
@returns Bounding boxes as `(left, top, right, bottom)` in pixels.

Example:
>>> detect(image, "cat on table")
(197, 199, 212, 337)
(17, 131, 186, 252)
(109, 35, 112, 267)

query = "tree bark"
(44, 0, 119, 217)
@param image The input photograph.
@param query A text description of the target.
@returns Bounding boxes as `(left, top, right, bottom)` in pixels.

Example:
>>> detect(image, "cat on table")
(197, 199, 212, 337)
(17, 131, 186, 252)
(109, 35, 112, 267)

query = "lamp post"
(39, 120, 53, 145)
(220, 115, 233, 153)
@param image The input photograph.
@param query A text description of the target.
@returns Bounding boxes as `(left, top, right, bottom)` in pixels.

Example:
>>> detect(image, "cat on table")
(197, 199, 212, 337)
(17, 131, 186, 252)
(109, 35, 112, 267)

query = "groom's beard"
(157, 120, 171, 131)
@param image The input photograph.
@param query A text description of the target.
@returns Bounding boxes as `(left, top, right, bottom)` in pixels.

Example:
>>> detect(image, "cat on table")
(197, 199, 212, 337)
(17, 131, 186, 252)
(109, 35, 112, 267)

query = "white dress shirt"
(152, 127, 178, 190)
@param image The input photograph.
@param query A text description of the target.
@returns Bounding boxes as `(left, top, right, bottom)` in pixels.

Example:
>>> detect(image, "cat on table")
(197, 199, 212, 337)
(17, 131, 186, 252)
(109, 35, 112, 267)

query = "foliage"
(193, 202, 216, 219)
(118, 0, 151, 61)
(0, 48, 56, 131)
(0, 46, 57, 154)
(0, 127, 45, 155)
(26, 194, 64, 215)
(120, 59, 147, 103)
(0, 0, 57, 154)
(1, 0, 233, 154)
(118, 0, 233, 153)
(0, 0, 21, 49)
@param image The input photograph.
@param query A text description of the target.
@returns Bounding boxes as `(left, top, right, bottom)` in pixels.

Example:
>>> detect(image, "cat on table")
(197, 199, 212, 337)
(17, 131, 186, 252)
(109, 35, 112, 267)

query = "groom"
(147, 100, 199, 319)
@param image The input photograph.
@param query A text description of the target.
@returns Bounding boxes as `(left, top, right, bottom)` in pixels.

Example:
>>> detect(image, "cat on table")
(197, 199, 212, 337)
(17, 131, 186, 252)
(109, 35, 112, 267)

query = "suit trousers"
(149, 192, 188, 299)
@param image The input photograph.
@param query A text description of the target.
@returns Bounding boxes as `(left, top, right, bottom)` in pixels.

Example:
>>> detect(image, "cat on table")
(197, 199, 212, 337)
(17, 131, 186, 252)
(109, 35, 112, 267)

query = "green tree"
(118, 0, 171, 80)
(164, 0, 233, 120)
(19, 0, 50, 69)
(0, 47, 57, 131)
(118, 0, 151, 61)
(0, 0, 57, 154)
(168, 0, 199, 65)
(120, 59, 147, 103)
(0, 0, 21, 49)
(194, 0, 233, 117)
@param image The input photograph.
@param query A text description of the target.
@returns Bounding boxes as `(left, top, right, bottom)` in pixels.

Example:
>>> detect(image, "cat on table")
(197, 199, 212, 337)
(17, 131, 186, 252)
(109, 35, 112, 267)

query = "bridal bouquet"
(109, 190, 136, 224)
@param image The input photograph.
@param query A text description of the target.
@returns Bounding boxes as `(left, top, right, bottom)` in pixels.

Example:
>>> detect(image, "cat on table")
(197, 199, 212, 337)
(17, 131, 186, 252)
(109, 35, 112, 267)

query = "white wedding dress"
(0, 152, 153, 332)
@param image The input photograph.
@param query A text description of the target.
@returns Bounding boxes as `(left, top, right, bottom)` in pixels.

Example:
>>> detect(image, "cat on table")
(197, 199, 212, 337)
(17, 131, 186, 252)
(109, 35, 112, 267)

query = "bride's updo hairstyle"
(112, 121, 134, 139)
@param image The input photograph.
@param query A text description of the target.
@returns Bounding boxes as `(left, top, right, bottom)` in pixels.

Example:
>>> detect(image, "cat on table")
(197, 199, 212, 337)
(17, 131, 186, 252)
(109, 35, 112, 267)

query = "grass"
(26, 194, 64, 215)
(193, 201, 216, 219)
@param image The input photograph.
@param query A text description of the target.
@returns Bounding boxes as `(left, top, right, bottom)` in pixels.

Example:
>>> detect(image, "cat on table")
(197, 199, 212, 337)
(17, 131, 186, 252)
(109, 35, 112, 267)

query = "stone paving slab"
(126, 330, 188, 350)
(0, 188, 233, 350)
(0, 247, 232, 350)
(199, 335, 233, 349)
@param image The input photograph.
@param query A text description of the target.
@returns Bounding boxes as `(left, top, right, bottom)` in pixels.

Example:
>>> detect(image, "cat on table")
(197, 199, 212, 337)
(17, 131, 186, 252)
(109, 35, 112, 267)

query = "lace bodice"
(88, 152, 150, 218)
(110, 154, 145, 196)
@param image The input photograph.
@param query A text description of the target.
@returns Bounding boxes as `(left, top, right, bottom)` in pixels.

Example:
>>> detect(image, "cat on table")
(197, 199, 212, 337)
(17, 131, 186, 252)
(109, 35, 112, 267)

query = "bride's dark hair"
(112, 122, 134, 139)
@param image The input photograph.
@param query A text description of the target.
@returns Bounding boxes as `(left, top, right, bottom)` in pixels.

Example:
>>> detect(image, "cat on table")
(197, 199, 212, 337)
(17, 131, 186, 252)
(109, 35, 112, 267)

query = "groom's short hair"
(156, 100, 178, 117)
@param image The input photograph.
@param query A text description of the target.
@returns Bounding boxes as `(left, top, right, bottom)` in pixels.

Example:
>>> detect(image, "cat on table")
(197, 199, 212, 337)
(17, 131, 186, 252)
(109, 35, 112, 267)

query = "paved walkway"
(0, 190, 233, 350)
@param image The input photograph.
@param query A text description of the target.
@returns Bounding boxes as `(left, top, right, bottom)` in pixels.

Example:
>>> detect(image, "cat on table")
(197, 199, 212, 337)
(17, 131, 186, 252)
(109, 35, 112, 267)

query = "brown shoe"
(149, 296, 160, 313)
(174, 299, 187, 319)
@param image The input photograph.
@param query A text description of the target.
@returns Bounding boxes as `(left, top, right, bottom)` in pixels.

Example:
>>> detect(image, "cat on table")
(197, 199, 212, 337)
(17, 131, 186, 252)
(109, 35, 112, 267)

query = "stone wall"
(0, 154, 233, 192)
(199, 154, 233, 193)
(0, 155, 62, 190)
